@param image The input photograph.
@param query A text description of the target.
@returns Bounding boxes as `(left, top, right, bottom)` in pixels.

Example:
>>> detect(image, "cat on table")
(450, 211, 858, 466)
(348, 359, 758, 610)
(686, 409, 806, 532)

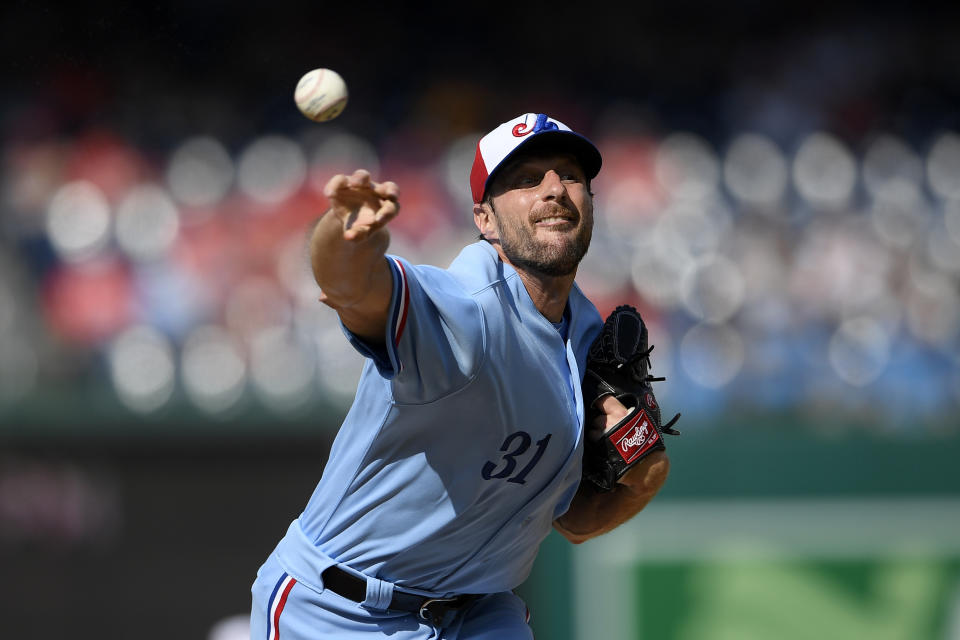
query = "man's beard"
(492, 205, 593, 277)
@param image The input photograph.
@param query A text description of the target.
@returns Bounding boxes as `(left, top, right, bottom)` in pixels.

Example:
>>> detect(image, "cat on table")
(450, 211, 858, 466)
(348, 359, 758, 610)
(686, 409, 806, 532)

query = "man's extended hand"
(323, 169, 400, 242)
(310, 169, 399, 341)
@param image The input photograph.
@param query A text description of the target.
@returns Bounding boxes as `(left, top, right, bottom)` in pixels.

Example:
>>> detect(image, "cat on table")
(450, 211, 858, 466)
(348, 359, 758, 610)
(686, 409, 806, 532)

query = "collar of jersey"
(448, 241, 599, 346)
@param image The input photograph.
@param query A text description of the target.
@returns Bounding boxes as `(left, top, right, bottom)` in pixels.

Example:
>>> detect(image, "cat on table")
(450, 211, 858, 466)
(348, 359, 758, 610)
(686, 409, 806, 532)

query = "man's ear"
(473, 202, 499, 240)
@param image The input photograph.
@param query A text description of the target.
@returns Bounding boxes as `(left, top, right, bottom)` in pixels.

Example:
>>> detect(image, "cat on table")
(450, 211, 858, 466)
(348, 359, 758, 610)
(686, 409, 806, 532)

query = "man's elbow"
(626, 450, 670, 496)
(649, 451, 670, 492)
(553, 519, 599, 545)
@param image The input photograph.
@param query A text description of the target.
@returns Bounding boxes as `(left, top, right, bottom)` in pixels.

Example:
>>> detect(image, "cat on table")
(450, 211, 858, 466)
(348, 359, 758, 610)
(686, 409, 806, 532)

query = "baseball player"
(251, 113, 670, 639)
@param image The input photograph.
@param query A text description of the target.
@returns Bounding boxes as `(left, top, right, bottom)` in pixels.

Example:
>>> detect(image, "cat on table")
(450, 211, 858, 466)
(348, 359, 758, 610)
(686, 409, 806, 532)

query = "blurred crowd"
(2, 113, 958, 431)
(1, 6, 958, 433)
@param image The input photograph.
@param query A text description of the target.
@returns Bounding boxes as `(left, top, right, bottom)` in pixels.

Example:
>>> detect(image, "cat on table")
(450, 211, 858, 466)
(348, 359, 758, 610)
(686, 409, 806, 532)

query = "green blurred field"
(521, 427, 960, 640)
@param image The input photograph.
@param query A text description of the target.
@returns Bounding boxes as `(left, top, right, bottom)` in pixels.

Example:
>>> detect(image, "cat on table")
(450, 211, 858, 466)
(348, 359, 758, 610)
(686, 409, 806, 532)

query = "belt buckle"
(418, 596, 459, 627)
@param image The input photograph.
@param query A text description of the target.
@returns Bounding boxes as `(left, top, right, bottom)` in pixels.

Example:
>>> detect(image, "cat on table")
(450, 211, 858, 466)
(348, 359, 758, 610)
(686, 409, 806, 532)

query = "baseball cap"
(470, 113, 602, 204)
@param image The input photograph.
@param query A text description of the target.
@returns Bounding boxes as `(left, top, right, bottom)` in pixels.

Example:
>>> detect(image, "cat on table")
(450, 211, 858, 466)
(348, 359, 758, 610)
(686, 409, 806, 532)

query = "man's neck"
(489, 248, 572, 322)
(516, 269, 574, 322)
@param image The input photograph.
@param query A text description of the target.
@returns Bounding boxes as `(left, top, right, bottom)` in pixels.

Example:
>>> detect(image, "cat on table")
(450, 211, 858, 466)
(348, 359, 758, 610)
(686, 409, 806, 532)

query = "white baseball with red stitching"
(294, 68, 348, 122)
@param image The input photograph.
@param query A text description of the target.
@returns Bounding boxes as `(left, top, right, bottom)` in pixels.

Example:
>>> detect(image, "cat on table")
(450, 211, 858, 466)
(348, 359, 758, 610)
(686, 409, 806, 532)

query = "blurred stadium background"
(2, 2, 959, 638)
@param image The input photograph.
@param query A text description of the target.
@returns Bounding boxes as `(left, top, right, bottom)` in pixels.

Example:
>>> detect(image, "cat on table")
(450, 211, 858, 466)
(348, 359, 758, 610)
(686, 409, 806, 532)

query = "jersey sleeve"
(341, 255, 485, 403)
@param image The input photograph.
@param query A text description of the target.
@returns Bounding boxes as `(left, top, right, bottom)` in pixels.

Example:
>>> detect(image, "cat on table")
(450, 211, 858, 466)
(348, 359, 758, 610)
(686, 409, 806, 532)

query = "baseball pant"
(251, 551, 534, 640)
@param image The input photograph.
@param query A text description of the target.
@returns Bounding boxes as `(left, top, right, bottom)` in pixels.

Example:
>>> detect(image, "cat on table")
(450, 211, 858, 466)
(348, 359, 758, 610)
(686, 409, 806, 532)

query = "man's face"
(480, 152, 594, 277)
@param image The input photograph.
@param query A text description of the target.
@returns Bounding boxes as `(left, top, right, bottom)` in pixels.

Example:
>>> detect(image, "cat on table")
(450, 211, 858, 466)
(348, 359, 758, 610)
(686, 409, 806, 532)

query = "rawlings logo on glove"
(614, 410, 658, 463)
(582, 305, 680, 492)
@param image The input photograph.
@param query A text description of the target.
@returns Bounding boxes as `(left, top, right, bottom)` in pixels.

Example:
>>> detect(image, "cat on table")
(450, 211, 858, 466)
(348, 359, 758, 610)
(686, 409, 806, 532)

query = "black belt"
(320, 565, 480, 627)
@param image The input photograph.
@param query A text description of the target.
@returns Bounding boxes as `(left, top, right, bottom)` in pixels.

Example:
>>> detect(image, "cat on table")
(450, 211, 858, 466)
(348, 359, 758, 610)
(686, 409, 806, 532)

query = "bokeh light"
(237, 135, 307, 204)
(945, 200, 960, 243)
(181, 325, 247, 414)
(862, 134, 923, 199)
(207, 615, 249, 640)
(659, 198, 732, 257)
(275, 233, 317, 305)
(734, 229, 789, 309)
(827, 316, 891, 387)
(578, 230, 634, 300)
(114, 185, 181, 262)
(630, 221, 694, 309)
(646, 321, 675, 392)
(224, 276, 291, 343)
(723, 133, 788, 209)
(905, 266, 960, 347)
(655, 133, 720, 202)
(250, 326, 315, 411)
(868, 181, 929, 250)
(680, 323, 746, 389)
(108, 325, 176, 413)
(926, 131, 960, 201)
(312, 309, 365, 401)
(681, 255, 746, 324)
(166, 136, 235, 209)
(45, 181, 112, 263)
(926, 221, 960, 275)
(308, 131, 380, 183)
(792, 132, 857, 211)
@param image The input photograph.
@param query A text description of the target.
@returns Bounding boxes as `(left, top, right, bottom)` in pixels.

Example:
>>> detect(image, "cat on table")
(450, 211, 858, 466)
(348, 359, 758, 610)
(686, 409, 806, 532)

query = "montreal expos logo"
(512, 114, 559, 137)
(512, 122, 534, 137)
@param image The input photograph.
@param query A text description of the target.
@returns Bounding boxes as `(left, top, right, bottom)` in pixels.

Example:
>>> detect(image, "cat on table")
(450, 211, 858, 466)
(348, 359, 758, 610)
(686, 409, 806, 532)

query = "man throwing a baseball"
(251, 113, 671, 639)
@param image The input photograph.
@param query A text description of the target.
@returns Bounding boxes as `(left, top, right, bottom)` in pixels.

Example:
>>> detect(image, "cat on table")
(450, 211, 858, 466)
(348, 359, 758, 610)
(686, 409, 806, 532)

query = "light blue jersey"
(253, 240, 603, 637)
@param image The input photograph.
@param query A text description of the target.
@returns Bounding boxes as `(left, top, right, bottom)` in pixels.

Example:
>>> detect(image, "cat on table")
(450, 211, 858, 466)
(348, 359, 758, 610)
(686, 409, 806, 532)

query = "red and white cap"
(469, 113, 602, 204)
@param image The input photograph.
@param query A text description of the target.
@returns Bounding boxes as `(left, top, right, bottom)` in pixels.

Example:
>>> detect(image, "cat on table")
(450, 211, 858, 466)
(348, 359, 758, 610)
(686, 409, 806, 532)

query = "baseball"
(294, 68, 348, 122)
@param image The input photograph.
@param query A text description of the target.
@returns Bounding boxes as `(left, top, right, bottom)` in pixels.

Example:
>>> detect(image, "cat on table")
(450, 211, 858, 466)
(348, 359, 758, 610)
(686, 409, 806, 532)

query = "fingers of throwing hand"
(374, 197, 399, 223)
(342, 224, 370, 241)
(323, 171, 372, 203)
(347, 169, 372, 188)
(323, 174, 350, 199)
(324, 172, 394, 205)
(322, 171, 399, 241)
(343, 197, 398, 240)
(375, 181, 400, 200)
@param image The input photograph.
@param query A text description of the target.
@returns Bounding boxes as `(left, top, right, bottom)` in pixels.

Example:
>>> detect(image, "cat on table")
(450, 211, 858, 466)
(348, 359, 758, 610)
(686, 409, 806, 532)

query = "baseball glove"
(582, 305, 680, 492)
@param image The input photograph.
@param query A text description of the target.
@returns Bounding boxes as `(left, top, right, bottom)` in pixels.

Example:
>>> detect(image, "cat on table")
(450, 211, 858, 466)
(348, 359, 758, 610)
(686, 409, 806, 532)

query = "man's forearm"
(554, 451, 669, 544)
(309, 208, 391, 309)
(310, 171, 400, 342)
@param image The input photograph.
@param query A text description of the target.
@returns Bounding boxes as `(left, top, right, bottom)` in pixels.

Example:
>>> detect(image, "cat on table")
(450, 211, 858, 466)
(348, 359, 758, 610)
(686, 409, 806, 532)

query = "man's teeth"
(538, 217, 569, 224)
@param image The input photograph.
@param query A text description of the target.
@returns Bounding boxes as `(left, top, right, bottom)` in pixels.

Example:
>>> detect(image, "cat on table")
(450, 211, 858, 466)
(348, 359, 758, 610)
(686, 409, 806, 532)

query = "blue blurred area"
(0, 1, 958, 433)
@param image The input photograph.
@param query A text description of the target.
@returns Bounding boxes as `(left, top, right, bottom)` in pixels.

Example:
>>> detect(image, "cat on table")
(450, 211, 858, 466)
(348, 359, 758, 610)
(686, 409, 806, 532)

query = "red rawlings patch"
(607, 408, 660, 464)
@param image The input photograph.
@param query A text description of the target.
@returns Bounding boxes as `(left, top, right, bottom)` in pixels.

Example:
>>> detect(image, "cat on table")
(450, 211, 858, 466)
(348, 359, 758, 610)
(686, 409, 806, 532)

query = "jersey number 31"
(481, 431, 552, 485)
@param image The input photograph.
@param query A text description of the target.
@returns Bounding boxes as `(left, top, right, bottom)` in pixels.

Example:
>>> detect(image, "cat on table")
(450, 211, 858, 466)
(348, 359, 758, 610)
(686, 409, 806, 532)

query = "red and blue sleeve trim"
(389, 257, 410, 347)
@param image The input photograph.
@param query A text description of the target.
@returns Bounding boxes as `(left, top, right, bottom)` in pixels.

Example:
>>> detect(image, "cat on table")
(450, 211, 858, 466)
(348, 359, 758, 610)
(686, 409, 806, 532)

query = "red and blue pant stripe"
(266, 572, 297, 640)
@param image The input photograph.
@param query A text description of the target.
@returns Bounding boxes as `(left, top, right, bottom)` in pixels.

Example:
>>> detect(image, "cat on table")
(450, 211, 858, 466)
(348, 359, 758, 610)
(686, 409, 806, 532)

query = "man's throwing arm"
(310, 170, 400, 343)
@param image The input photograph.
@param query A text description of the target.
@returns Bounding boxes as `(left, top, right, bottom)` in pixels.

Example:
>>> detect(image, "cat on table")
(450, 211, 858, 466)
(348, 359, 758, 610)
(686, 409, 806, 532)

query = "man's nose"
(540, 170, 567, 199)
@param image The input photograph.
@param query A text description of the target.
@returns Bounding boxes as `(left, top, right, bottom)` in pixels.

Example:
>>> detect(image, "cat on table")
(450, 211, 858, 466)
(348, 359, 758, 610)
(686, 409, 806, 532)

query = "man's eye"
(516, 175, 538, 186)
